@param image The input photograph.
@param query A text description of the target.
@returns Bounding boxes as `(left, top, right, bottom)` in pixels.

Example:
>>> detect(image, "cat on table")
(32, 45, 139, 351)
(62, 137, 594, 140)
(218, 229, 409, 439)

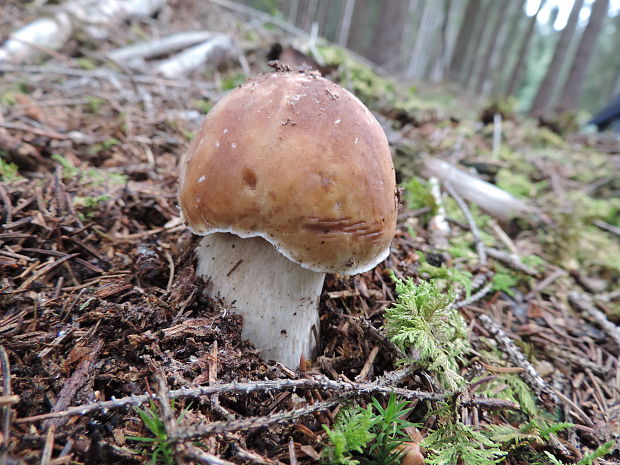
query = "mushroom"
(178, 70, 397, 368)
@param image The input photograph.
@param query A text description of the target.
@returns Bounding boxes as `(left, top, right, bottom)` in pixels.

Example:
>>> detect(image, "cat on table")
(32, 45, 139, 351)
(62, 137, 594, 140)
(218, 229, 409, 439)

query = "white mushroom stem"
(195, 233, 325, 369)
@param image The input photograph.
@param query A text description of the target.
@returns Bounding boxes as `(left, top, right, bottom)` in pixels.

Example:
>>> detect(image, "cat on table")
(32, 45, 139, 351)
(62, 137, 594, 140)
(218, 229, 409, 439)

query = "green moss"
(385, 276, 468, 391)
(496, 169, 548, 199)
(193, 99, 212, 114)
(0, 157, 23, 182)
(221, 72, 247, 91)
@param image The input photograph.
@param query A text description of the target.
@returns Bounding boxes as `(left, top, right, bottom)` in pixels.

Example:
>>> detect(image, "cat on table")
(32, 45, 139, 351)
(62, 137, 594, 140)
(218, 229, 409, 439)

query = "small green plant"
(85, 96, 106, 113)
(128, 400, 191, 465)
(322, 395, 418, 465)
(51, 154, 127, 186)
(490, 271, 519, 296)
(75, 56, 98, 70)
(221, 71, 247, 91)
(419, 258, 474, 299)
(88, 137, 120, 155)
(51, 154, 80, 178)
(0, 158, 23, 182)
(485, 420, 573, 450)
(322, 404, 376, 465)
(403, 176, 436, 216)
(543, 440, 614, 465)
(367, 395, 418, 465)
(385, 275, 468, 390)
(474, 342, 538, 416)
(127, 401, 176, 465)
(496, 170, 548, 199)
(423, 418, 506, 465)
(193, 99, 212, 113)
(73, 195, 110, 221)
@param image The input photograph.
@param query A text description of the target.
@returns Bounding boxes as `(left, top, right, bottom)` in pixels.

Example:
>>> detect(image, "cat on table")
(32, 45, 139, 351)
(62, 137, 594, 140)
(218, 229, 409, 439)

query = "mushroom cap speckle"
(179, 70, 397, 274)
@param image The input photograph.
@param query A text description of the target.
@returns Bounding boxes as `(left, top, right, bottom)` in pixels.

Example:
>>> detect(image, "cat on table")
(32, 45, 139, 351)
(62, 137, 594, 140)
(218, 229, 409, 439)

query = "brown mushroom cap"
(179, 70, 397, 274)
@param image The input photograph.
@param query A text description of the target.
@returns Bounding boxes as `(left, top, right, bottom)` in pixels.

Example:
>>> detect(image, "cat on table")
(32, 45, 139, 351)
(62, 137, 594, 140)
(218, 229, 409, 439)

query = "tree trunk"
(603, 15, 620, 100)
(287, 0, 300, 24)
(407, 0, 434, 78)
(337, 0, 356, 46)
(447, 0, 481, 81)
(316, 0, 329, 37)
(490, 0, 526, 95)
(557, 0, 610, 112)
(366, 0, 410, 71)
(347, 0, 374, 55)
(529, 0, 584, 116)
(459, 0, 490, 86)
(506, 0, 546, 97)
(423, 2, 448, 80)
(473, 0, 508, 95)
(432, 0, 453, 81)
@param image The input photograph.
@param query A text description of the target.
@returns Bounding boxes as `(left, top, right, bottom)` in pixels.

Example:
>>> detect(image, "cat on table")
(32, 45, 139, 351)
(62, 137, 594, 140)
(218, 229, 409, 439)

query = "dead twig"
(40, 426, 55, 465)
(445, 182, 487, 266)
(1, 346, 12, 465)
(182, 445, 237, 465)
(525, 268, 567, 300)
(354, 317, 406, 359)
(16, 376, 518, 424)
(486, 247, 540, 277)
(569, 292, 620, 348)
(172, 398, 344, 440)
(477, 314, 558, 406)
(453, 281, 493, 309)
(593, 219, 620, 237)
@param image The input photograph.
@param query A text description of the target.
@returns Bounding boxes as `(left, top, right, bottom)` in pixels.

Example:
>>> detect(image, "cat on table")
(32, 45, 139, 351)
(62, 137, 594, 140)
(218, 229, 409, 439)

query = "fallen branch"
(107, 30, 214, 64)
(0, 63, 219, 93)
(1, 346, 12, 465)
(486, 247, 540, 277)
(152, 35, 239, 78)
(172, 398, 344, 440)
(15, 377, 518, 424)
(445, 182, 487, 266)
(428, 177, 450, 250)
(0, 0, 167, 64)
(568, 291, 620, 348)
(422, 158, 531, 223)
(477, 314, 558, 406)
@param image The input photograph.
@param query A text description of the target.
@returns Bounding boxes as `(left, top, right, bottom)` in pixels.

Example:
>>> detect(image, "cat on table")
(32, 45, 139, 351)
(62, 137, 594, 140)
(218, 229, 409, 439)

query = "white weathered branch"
(0, 13, 73, 63)
(0, 0, 167, 64)
(107, 31, 215, 64)
(152, 35, 239, 78)
(422, 158, 531, 223)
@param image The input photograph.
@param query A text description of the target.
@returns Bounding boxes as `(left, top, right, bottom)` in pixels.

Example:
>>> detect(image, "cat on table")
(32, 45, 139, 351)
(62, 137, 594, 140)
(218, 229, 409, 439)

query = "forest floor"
(1, 2, 620, 465)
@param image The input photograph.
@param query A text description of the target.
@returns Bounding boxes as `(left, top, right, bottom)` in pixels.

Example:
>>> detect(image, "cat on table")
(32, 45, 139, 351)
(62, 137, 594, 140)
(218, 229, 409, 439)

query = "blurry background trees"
(244, 0, 620, 119)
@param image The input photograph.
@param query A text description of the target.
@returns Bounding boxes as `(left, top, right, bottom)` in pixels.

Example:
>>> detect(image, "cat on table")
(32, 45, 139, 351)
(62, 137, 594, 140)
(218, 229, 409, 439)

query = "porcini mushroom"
(179, 70, 397, 368)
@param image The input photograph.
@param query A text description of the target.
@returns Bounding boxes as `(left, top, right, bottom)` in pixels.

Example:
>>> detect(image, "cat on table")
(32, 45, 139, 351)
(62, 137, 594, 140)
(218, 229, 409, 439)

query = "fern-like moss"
(385, 276, 469, 391)
(422, 420, 506, 465)
(322, 406, 375, 465)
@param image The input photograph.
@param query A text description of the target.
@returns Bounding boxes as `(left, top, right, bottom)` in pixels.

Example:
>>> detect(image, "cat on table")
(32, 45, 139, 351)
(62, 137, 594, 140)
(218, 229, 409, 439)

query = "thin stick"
(15, 377, 518, 424)
(453, 281, 493, 309)
(478, 314, 558, 406)
(0, 347, 11, 465)
(288, 437, 298, 465)
(486, 247, 540, 277)
(569, 292, 620, 348)
(172, 398, 344, 440)
(445, 182, 487, 266)
(182, 445, 237, 465)
(40, 426, 55, 465)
